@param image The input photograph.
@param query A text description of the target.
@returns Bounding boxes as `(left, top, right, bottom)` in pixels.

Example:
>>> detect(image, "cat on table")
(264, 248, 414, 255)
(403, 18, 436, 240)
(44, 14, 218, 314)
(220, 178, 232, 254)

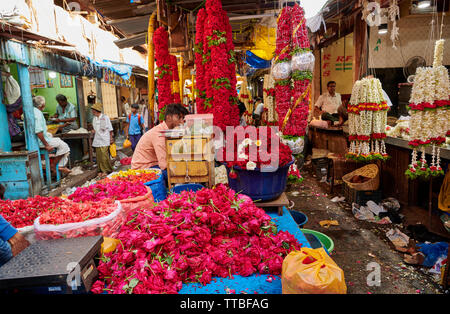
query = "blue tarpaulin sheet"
(179, 207, 311, 294)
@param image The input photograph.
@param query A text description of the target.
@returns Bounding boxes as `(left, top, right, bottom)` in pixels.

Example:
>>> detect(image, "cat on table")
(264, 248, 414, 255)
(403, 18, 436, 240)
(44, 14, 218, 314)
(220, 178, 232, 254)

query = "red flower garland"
(195, 8, 207, 113)
(170, 54, 181, 103)
(287, 4, 311, 137)
(204, 0, 239, 130)
(154, 27, 172, 112)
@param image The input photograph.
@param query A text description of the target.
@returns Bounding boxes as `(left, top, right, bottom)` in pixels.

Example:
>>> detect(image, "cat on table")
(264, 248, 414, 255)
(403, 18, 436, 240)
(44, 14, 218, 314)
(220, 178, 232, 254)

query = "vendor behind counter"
(50, 94, 78, 133)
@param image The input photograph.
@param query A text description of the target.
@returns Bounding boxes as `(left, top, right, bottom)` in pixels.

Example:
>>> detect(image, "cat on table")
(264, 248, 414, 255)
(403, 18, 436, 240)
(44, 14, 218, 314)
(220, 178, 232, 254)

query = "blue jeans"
(0, 238, 12, 267)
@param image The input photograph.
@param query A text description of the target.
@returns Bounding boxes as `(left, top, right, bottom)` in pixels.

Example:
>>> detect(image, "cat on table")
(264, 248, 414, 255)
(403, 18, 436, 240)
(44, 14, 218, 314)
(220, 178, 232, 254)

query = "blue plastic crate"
(170, 183, 205, 194)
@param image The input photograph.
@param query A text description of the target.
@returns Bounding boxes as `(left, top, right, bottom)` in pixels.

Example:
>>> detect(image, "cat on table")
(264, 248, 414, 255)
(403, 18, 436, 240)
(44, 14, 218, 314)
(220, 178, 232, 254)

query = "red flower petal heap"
(92, 185, 302, 294)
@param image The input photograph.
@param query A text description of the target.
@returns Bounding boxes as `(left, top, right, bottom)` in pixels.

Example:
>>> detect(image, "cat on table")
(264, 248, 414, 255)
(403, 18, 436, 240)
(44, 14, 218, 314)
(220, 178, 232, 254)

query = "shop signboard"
(321, 33, 354, 95)
(103, 69, 136, 88)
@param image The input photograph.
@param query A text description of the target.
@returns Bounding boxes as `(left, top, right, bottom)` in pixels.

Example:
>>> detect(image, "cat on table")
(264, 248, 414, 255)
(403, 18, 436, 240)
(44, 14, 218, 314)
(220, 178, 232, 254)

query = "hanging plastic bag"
(282, 247, 347, 294)
(2, 65, 21, 105)
(123, 138, 132, 149)
(109, 143, 117, 158)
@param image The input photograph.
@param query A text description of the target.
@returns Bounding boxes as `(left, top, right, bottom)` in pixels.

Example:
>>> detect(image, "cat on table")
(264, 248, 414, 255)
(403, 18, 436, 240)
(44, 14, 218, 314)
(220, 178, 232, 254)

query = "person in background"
(121, 96, 131, 117)
(188, 100, 194, 114)
(131, 103, 188, 184)
(33, 96, 71, 176)
(125, 103, 145, 152)
(253, 97, 265, 127)
(314, 81, 347, 126)
(51, 94, 79, 133)
(85, 93, 96, 128)
(238, 101, 247, 127)
(91, 103, 114, 178)
(139, 99, 150, 132)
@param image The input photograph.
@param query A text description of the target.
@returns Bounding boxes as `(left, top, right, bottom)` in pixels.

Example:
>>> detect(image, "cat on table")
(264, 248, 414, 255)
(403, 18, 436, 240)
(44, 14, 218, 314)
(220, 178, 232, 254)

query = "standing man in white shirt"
(91, 103, 114, 178)
(314, 81, 346, 126)
(252, 97, 265, 127)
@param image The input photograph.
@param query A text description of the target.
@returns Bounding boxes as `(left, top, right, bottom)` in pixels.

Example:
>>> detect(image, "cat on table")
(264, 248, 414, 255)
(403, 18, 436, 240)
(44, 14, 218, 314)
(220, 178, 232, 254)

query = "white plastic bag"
(2, 65, 21, 104)
(281, 136, 304, 155)
(34, 201, 124, 240)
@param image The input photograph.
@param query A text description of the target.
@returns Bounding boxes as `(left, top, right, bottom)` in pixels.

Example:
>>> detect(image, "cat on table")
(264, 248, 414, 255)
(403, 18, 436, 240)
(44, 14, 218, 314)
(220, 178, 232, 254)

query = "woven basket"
(342, 164, 379, 191)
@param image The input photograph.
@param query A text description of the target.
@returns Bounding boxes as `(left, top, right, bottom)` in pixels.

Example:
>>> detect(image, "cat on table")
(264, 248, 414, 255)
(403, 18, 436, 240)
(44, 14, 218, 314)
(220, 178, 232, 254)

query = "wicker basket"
(342, 164, 380, 191)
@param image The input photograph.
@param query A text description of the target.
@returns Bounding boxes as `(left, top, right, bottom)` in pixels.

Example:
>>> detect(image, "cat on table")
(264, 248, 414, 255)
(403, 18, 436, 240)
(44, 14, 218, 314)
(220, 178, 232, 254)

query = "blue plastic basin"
(289, 210, 308, 227)
(170, 183, 204, 194)
(225, 157, 294, 201)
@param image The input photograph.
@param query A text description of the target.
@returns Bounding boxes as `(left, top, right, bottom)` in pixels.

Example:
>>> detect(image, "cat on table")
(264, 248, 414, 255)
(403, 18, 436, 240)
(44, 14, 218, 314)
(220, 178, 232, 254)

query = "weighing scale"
(0, 236, 103, 294)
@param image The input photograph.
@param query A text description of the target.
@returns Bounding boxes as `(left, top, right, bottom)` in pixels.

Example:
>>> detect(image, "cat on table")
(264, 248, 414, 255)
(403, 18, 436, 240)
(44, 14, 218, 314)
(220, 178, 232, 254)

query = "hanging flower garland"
(405, 39, 450, 179)
(263, 74, 277, 123)
(239, 76, 253, 114)
(194, 8, 207, 113)
(274, 5, 293, 137)
(203, 0, 239, 130)
(170, 54, 181, 103)
(154, 27, 173, 120)
(284, 3, 313, 138)
(346, 77, 389, 162)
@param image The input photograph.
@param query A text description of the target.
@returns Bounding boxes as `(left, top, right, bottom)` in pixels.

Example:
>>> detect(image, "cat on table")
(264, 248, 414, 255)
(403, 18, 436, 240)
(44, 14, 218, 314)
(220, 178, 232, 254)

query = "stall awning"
(0, 38, 102, 78)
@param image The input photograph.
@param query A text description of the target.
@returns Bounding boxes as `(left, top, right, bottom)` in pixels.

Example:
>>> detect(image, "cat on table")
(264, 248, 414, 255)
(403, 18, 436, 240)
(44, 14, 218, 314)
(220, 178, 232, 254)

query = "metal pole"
(0, 78, 12, 152)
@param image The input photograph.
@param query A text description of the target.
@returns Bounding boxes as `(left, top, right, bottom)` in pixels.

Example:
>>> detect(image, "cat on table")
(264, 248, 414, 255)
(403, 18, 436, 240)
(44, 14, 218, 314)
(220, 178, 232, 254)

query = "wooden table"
(54, 132, 94, 162)
(308, 125, 347, 155)
(253, 192, 289, 216)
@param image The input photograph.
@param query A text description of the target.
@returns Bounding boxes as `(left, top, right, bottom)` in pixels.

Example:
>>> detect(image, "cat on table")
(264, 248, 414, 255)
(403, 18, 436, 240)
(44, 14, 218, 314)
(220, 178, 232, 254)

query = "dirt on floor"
(285, 162, 448, 294)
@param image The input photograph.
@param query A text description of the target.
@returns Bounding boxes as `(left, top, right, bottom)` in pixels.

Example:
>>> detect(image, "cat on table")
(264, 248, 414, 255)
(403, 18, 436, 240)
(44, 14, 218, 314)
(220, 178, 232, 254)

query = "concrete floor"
(286, 163, 448, 294)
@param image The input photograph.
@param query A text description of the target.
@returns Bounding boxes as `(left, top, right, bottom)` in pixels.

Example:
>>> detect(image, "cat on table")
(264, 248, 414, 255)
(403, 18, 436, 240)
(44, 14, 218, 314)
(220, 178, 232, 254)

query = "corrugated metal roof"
(0, 38, 102, 78)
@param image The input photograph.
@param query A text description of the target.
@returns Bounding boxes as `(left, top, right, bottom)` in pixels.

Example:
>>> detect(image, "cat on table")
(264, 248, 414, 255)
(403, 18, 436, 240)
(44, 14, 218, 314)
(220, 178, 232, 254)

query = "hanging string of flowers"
(154, 27, 173, 120)
(263, 74, 277, 123)
(170, 54, 181, 103)
(203, 0, 239, 130)
(194, 8, 208, 114)
(284, 3, 313, 138)
(346, 77, 389, 162)
(405, 39, 450, 179)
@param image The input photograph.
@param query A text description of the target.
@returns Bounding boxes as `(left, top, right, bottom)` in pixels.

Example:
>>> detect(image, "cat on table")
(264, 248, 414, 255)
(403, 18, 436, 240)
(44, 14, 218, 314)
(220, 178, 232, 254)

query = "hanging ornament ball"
(271, 61, 292, 80)
(291, 51, 315, 72)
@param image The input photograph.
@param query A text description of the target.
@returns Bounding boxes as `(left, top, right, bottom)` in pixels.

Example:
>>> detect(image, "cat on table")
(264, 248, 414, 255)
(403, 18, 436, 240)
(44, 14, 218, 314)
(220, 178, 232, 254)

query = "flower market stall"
(0, 0, 353, 297)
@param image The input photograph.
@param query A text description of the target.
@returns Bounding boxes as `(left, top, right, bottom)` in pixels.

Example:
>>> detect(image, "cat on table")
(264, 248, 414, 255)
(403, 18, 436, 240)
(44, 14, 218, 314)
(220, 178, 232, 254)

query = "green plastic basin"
(300, 229, 334, 253)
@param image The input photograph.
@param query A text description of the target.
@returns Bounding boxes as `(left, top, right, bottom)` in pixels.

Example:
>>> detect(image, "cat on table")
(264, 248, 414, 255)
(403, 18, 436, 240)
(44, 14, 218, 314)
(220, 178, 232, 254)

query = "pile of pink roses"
(68, 181, 148, 203)
(91, 184, 302, 294)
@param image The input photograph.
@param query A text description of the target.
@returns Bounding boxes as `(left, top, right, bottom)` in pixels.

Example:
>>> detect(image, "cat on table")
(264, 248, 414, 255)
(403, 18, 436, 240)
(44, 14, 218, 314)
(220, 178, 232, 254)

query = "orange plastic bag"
(282, 247, 347, 294)
(123, 138, 132, 149)
(101, 237, 120, 254)
(119, 186, 155, 218)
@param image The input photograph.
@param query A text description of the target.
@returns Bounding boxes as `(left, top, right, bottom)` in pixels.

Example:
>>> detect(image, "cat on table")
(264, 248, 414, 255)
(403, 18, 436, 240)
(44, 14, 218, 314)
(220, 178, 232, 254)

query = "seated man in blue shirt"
(0, 185, 30, 267)
(125, 103, 145, 152)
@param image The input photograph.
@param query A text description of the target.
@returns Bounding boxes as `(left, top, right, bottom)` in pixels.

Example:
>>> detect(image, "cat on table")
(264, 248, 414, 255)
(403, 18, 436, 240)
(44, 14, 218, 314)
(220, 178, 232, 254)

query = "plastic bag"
(291, 51, 315, 72)
(34, 201, 124, 240)
(282, 247, 347, 294)
(119, 186, 155, 218)
(2, 65, 21, 105)
(271, 61, 291, 81)
(123, 138, 132, 149)
(109, 143, 117, 158)
(101, 237, 120, 254)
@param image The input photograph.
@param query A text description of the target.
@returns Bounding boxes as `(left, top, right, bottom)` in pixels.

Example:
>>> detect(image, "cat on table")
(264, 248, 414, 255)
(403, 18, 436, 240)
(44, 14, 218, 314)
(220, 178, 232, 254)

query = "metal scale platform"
(0, 236, 103, 294)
